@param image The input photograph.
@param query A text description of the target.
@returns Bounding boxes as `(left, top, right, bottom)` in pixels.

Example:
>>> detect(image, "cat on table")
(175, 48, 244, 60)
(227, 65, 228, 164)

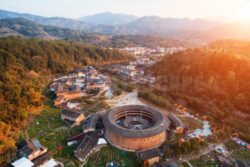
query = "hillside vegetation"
(0, 36, 132, 165)
(0, 18, 91, 40)
(151, 40, 250, 142)
(101, 35, 190, 48)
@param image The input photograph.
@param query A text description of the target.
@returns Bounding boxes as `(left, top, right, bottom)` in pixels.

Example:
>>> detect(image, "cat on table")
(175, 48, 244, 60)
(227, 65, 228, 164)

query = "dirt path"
(105, 90, 169, 116)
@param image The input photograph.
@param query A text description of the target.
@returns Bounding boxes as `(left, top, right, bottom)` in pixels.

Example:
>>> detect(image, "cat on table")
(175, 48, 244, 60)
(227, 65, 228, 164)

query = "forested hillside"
(151, 40, 250, 142)
(0, 36, 132, 164)
(0, 18, 92, 40)
(100, 35, 190, 48)
(0, 18, 190, 49)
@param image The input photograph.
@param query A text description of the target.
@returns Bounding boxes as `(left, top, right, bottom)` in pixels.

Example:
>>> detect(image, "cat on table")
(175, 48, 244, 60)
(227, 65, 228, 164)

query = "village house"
(74, 132, 102, 165)
(54, 85, 83, 106)
(12, 153, 60, 167)
(18, 138, 48, 161)
(136, 148, 162, 167)
(32, 153, 59, 167)
(51, 66, 110, 106)
(54, 96, 67, 107)
(61, 109, 85, 128)
(118, 68, 137, 78)
(83, 114, 101, 133)
(87, 78, 105, 90)
(74, 68, 86, 77)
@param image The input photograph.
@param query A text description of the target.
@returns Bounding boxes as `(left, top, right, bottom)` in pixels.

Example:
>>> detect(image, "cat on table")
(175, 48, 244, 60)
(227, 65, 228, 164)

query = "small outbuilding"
(61, 109, 85, 128)
(136, 148, 162, 167)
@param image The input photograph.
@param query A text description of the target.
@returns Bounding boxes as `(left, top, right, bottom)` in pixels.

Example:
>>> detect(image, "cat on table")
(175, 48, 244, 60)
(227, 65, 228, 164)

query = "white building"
(11, 157, 34, 167)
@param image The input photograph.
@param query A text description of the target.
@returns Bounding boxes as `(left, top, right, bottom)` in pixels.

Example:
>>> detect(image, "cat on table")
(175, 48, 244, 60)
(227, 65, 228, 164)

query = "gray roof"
(20, 145, 33, 158)
(32, 139, 42, 149)
(136, 148, 161, 160)
(167, 113, 184, 128)
(32, 153, 50, 166)
(236, 159, 250, 167)
(103, 105, 170, 138)
(61, 109, 83, 119)
(19, 138, 45, 158)
(74, 132, 99, 161)
(83, 114, 101, 133)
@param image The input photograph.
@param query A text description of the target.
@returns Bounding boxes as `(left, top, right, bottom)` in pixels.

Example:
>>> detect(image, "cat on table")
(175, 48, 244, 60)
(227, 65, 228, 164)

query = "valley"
(0, 3, 250, 167)
(7, 41, 250, 167)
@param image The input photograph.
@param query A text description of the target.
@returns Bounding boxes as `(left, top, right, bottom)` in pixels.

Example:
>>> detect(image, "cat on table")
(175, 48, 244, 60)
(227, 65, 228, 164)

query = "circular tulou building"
(103, 105, 170, 152)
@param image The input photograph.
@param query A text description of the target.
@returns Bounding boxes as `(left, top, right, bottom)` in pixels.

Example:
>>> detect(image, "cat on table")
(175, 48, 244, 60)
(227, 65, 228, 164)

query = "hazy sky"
(1, 0, 250, 21)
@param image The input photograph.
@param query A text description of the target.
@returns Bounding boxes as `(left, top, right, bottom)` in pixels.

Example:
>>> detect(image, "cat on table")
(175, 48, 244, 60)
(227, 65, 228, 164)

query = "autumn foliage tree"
(0, 36, 132, 165)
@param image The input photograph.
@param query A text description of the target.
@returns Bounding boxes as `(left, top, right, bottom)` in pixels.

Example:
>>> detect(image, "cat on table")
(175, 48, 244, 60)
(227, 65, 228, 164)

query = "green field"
(85, 146, 141, 167)
(25, 106, 141, 167)
(20, 95, 141, 167)
(23, 105, 81, 167)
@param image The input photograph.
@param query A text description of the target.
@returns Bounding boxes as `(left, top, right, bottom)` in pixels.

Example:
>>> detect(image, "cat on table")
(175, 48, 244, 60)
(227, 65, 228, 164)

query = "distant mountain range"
(0, 18, 90, 40)
(1, 9, 250, 44)
(79, 12, 138, 25)
(0, 17, 190, 48)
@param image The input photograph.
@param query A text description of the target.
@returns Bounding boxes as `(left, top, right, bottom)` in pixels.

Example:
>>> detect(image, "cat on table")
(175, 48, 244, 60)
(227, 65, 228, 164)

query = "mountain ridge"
(0, 18, 190, 48)
(79, 12, 138, 25)
(1, 9, 250, 44)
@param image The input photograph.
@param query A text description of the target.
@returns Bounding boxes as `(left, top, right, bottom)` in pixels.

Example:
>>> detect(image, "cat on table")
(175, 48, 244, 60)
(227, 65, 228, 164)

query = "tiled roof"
(168, 113, 184, 128)
(32, 153, 50, 166)
(83, 114, 101, 133)
(74, 132, 99, 162)
(61, 109, 82, 119)
(136, 148, 161, 160)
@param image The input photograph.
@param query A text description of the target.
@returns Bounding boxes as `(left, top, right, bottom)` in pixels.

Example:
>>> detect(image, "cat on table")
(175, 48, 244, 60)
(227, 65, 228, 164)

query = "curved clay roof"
(103, 105, 170, 138)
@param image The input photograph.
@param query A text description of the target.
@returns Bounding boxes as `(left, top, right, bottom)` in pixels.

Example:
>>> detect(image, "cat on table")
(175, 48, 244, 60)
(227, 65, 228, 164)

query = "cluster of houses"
(11, 138, 61, 167)
(109, 46, 185, 87)
(49, 66, 113, 165)
(105, 59, 156, 85)
(61, 110, 107, 165)
(119, 46, 185, 56)
(50, 66, 109, 107)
